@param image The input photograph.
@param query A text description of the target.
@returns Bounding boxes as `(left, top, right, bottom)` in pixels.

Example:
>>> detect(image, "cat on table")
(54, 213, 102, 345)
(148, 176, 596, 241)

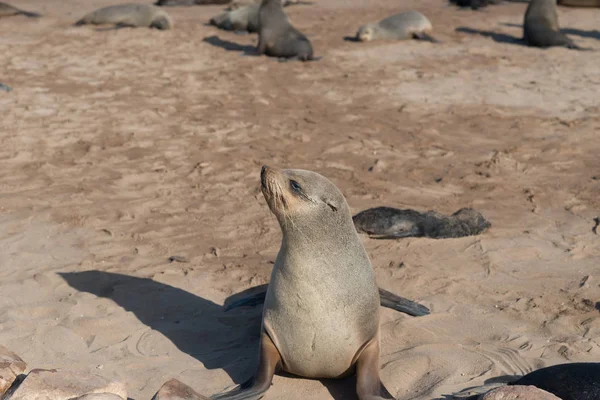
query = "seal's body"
(211, 166, 393, 400)
(75, 4, 173, 30)
(510, 363, 600, 400)
(524, 0, 580, 48)
(0, 2, 40, 18)
(210, 3, 261, 33)
(558, 0, 600, 6)
(356, 11, 438, 42)
(155, 0, 231, 5)
(353, 207, 491, 239)
(257, 0, 316, 61)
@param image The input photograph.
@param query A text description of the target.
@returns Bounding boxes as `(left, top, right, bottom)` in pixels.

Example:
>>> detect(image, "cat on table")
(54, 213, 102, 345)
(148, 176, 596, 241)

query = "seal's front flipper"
(356, 338, 395, 400)
(378, 288, 430, 316)
(413, 32, 441, 43)
(211, 332, 281, 400)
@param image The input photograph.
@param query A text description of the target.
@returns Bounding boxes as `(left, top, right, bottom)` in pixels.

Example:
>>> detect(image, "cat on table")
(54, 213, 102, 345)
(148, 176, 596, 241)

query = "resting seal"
(353, 207, 491, 239)
(356, 11, 438, 42)
(155, 0, 231, 5)
(454, 362, 600, 400)
(0, 2, 40, 18)
(209, 0, 297, 33)
(449, 0, 502, 10)
(558, 0, 600, 6)
(75, 4, 173, 30)
(257, 0, 318, 61)
(210, 166, 394, 399)
(523, 0, 583, 49)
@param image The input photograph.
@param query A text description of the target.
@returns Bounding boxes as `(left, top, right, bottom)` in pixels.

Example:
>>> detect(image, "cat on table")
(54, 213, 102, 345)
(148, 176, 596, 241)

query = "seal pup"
(453, 362, 600, 400)
(355, 11, 439, 43)
(223, 283, 430, 316)
(75, 4, 173, 30)
(257, 0, 319, 61)
(353, 207, 490, 239)
(155, 0, 231, 5)
(211, 166, 394, 400)
(524, 0, 584, 49)
(0, 2, 41, 18)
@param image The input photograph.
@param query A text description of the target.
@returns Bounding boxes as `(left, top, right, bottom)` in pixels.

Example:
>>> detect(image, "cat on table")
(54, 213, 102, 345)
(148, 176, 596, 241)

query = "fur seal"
(75, 4, 173, 30)
(223, 283, 430, 316)
(155, 0, 231, 5)
(353, 207, 490, 239)
(454, 362, 600, 400)
(209, 0, 297, 33)
(210, 166, 394, 399)
(558, 0, 600, 6)
(356, 11, 438, 42)
(257, 0, 318, 61)
(0, 2, 40, 18)
(523, 0, 584, 49)
(449, 0, 503, 10)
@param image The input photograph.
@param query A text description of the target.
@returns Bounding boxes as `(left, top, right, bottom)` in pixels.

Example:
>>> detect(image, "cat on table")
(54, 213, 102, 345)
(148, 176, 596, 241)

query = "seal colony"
(209, 166, 395, 399)
(355, 11, 438, 43)
(0, 2, 41, 18)
(353, 207, 491, 239)
(75, 4, 173, 30)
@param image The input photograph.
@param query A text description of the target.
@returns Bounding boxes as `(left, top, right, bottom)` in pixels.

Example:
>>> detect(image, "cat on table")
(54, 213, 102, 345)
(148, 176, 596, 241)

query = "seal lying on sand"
(209, 0, 298, 33)
(257, 0, 318, 61)
(75, 4, 173, 30)
(558, 0, 600, 6)
(353, 207, 490, 239)
(449, 0, 502, 10)
(454, 362, 600, 400)
(155, 0, 231, 5)
(524, 0, 584, 49)
(0, 2, 41, 18)
(210, 166, 396, 400)
(356, 11, 438, 42)
(223, 283, 430, 316)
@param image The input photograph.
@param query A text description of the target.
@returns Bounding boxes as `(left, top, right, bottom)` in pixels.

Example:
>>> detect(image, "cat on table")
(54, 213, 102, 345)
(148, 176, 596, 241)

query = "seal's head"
(260, 165, 351, 232)
(356, 24, 376, 41)
(150, 15, 173, 30)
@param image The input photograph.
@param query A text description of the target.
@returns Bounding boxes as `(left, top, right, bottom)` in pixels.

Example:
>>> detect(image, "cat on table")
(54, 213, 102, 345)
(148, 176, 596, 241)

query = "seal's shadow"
(202, 35, 259, 56)
(59, 271, 263, 385)
(455, 26, 525, 46)
(501, 22, 600, 40)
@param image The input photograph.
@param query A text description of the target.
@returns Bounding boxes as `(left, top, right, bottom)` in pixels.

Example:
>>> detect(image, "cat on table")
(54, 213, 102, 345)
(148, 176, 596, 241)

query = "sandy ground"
(0, 0, 599, 399)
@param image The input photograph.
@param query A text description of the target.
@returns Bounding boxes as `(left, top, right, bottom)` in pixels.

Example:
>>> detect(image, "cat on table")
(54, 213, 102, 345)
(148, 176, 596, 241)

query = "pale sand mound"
(0, 0, 599, 399)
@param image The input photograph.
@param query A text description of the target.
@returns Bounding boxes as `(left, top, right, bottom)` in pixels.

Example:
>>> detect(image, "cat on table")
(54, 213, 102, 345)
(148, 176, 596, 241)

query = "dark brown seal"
(524, 0, 584, 49)
(155, 0, 231, 5)
(257, 0, 318, 61)
(0, 2, 41, 18)
(353, 207, 491, 239)
(558, 0, 600, 6)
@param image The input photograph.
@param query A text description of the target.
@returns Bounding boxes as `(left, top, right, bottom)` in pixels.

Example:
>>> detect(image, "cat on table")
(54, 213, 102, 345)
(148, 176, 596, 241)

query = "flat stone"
(152, 379, 209, 400)
(0, 345, 27, 396)
(480, 385, 561, 400)
(6, 368, 127, 400)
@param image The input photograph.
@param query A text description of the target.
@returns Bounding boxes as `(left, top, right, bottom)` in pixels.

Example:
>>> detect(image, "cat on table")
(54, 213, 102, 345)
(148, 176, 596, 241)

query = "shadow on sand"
(456, 27, 525, 46)
(202, 35, 259, 56)
(60, 270, 370, 400)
